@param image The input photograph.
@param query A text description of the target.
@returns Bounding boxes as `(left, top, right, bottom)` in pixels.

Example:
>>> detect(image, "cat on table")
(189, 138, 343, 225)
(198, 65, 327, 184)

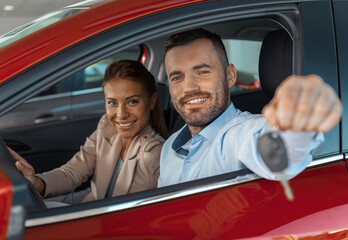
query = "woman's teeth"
(118, 121, 135, 127)
(186, 98, 208, 104)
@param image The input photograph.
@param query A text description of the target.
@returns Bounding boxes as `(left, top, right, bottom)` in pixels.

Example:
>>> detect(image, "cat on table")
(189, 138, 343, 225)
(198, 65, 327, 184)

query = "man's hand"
(262, 74, 342, 133)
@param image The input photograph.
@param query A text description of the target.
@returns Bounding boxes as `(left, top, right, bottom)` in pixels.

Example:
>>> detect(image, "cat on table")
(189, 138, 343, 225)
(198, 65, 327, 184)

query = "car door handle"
(33, 114, 69, 124)
(4, 140, 31, 152)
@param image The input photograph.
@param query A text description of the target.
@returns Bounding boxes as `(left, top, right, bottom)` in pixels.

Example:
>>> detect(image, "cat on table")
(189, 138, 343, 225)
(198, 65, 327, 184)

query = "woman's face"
(104, 78, 156, 142)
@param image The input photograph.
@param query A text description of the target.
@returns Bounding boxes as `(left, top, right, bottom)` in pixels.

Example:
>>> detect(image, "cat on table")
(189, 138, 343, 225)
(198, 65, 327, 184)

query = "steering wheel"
(0, 137, 46, 209)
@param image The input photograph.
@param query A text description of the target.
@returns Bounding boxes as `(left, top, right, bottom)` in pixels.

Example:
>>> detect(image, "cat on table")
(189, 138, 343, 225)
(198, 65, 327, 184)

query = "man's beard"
(173, 81, 230, 127)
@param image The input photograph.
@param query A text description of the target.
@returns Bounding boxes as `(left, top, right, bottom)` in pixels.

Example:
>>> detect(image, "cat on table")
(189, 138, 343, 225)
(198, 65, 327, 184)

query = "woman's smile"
(116, 120, 136, 129)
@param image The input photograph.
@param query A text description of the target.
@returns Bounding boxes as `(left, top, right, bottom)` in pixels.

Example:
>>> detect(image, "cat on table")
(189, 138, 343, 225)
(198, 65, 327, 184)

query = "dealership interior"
(0, 0, 81, 35)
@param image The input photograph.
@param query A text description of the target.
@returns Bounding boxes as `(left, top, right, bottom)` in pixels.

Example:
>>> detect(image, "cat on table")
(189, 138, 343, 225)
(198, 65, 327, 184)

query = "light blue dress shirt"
(158, 103, 324, 187)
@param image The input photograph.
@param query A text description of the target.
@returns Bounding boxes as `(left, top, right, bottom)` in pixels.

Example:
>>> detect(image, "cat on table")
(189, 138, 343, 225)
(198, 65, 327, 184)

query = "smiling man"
(158, 28, 342, 187)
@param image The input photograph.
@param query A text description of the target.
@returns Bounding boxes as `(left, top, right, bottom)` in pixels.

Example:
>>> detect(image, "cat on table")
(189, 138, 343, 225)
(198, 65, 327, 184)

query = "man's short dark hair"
(164, 28, 229, 69)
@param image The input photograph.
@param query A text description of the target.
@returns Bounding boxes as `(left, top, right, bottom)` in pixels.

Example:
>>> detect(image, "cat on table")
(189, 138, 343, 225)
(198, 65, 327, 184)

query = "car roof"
(0, 0, 204, 84)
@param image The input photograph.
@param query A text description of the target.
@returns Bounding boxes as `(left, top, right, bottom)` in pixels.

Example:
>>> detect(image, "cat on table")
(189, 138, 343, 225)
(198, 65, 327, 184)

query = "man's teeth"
(186, 98, 207, 104)
(119, 122, 134, 127)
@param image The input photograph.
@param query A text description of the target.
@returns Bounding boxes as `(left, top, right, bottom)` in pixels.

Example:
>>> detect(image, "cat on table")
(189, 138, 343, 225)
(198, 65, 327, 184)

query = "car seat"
(259, 29, 293, 99)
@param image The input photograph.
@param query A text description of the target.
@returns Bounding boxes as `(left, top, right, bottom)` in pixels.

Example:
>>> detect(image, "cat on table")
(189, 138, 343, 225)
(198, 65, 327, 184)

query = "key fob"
(257, 132, 288, 172)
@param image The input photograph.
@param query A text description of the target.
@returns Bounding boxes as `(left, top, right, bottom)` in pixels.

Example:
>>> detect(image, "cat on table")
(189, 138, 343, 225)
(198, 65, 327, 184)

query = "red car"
(0, 0, 348, 239)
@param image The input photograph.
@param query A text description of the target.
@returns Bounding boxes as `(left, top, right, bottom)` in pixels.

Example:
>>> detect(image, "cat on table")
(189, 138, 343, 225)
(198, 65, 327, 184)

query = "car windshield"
(0, 8, 84, 49)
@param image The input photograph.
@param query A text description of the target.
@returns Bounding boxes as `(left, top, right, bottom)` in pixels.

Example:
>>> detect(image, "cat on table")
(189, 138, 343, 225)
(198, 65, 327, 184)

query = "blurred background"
(0, 0, 81, 35)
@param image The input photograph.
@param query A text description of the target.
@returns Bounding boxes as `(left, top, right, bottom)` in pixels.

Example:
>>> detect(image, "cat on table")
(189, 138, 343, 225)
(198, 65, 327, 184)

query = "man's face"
(165, 38, 236, 134)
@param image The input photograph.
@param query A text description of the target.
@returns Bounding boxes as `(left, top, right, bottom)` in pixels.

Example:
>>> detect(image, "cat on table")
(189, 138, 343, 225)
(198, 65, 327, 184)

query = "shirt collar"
(172, 102, 237, 154)
(172, 125, 191, 155)
(199, 102, 237, 141)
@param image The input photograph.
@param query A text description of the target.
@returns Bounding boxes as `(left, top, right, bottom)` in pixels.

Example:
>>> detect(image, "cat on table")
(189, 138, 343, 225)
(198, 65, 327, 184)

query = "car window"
(37, 46, 141, 96)
(0, 46, 141, 131)
(224, 39, 262, 93)
(81, 46, 141, 91)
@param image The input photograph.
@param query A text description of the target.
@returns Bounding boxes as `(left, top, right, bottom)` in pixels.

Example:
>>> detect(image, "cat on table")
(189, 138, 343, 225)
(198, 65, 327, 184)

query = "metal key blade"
(280, 173, 294, 201)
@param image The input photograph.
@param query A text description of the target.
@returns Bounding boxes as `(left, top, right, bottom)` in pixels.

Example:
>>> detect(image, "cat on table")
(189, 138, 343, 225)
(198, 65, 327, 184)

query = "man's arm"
(255, 74, 341, 180)
(234, 75, 341, 181)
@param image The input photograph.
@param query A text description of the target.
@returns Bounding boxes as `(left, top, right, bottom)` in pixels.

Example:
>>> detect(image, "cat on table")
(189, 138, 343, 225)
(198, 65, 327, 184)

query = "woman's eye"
(129, 100, 138, 105)
(108, 100, 117, 106)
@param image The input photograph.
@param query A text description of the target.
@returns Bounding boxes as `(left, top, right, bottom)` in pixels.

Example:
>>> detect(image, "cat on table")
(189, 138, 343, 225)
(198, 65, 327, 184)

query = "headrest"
(259, 30, 293, 99)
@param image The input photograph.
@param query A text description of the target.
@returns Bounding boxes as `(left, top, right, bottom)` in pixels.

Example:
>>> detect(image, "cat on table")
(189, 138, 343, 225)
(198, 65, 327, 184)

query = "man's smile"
(185, 97, 208, 105)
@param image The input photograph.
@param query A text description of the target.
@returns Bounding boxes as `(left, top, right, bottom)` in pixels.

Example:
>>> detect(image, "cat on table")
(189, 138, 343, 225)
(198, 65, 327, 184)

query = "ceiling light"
(3, 5, 14, 11)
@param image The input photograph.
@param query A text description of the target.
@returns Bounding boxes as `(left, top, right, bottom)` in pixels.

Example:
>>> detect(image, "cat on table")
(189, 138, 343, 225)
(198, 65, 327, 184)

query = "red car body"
(0, 0, 348, 239)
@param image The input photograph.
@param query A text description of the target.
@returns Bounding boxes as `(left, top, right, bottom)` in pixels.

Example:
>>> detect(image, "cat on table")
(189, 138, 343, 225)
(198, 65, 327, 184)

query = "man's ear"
(150, 92, 158, 110)
(226, 64, 237, 88)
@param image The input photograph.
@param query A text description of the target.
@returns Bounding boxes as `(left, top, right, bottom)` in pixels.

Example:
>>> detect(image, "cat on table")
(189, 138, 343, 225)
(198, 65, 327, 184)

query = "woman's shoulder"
(138, 126, 165, 154)
(97, 114, 111, 129)
(120, 126, 163, 171)
(136, 128, 163, 172)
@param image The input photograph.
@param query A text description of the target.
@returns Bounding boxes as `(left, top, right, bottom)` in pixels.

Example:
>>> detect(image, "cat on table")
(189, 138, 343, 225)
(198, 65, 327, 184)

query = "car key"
(257, 131, 294, 201)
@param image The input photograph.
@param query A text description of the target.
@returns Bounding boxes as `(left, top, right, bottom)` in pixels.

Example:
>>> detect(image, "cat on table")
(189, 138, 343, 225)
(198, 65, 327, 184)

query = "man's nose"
(183, 74, 200, 94)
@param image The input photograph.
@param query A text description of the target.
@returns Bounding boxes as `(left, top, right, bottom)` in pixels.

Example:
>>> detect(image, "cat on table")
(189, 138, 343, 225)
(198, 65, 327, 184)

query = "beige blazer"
(38, 115, 164, 203)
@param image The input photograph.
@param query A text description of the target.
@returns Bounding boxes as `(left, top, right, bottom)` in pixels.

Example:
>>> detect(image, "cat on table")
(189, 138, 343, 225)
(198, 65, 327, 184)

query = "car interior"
(0, 17, 293, 215)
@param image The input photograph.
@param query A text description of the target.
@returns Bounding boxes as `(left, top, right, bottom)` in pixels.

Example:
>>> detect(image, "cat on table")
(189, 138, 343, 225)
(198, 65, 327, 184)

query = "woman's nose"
(116, 105, 129, 119)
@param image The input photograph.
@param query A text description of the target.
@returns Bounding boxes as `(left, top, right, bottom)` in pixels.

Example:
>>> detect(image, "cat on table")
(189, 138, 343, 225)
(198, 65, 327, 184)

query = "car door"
(1, 0, 347, 239)
(0, 81, 74, 173)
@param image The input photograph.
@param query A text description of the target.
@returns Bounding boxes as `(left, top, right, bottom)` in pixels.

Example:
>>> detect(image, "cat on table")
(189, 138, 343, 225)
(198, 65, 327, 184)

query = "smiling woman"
(9, 60, 167, 205)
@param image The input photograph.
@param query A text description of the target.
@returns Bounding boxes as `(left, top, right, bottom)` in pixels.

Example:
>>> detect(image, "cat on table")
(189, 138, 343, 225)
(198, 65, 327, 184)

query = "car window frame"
(300, 0, 340, 156)
(332, 0, 348, 153)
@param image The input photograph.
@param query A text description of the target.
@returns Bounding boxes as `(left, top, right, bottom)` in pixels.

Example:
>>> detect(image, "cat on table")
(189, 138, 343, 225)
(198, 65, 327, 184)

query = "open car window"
(0, 14, 285, 214)
(20, 16, 288, 212)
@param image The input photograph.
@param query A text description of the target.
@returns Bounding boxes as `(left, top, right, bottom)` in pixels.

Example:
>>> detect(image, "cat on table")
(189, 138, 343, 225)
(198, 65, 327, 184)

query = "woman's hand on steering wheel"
(8, 147, 36, 185)
(8, 147, 46, 196)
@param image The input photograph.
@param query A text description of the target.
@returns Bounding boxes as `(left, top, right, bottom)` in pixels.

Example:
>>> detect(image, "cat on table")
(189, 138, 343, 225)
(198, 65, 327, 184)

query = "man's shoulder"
(234, 109, 263, 121)
(219, 109, 264, 133)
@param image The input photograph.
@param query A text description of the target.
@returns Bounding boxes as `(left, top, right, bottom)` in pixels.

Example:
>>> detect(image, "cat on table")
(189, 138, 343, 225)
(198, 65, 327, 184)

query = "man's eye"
(198, 70, 209, 75)
(171, 76, 182, 82)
